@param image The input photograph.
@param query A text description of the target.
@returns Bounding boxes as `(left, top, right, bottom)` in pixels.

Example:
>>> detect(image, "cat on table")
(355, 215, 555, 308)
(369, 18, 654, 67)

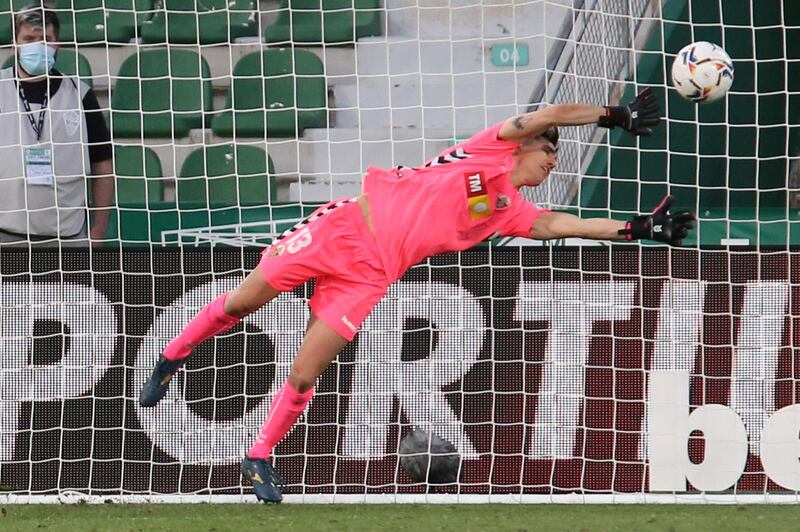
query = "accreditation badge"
(24, 146, 54, 186)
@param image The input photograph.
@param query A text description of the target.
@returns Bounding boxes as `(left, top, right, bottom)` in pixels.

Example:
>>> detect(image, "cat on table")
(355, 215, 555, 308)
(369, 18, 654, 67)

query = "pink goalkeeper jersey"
(363, 122, 549, 282)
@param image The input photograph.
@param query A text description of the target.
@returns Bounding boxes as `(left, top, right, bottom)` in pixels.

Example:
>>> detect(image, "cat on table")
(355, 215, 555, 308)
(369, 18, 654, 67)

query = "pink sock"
(163, 292, 241, 361)
(248, 381, 314, 459)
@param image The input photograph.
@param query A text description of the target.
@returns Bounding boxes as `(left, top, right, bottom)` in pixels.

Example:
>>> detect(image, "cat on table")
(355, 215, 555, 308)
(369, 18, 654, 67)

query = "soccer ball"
(671, 41, 734, 103)
(399, 430, 461, 484)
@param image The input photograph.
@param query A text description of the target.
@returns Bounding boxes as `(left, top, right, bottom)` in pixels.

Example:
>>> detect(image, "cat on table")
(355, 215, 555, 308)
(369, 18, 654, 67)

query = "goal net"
(0, 0, 798, 503)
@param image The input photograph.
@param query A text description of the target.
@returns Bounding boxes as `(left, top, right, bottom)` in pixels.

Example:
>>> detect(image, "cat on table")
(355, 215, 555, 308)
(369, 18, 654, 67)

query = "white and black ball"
(671, 41, 734, 103)
(399, 430, 461, 484)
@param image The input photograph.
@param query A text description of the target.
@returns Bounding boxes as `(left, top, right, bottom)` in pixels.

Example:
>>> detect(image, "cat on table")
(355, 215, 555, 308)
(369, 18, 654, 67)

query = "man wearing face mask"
(0, 6, 113, 246)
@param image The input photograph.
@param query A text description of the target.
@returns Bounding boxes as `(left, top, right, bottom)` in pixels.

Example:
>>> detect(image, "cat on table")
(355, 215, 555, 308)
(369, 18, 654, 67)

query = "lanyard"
(18, 84, 48, 142)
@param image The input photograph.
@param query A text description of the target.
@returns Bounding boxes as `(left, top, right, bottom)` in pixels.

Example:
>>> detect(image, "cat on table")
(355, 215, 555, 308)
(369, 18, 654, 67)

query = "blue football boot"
(139, 355, 185, 407)
(241, 456, 286, 503)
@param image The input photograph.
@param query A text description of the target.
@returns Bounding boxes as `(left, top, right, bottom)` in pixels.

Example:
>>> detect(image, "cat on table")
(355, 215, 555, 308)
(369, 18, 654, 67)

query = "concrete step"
(289, 125, 456, 202)
(288, 180, 362, 202)
(331, 76, 507, 134)
(301, 126, 453, 171)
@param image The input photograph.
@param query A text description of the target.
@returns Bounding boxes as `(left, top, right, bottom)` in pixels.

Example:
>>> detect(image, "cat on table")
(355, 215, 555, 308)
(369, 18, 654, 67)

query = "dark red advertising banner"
(0, 247, 798, 496)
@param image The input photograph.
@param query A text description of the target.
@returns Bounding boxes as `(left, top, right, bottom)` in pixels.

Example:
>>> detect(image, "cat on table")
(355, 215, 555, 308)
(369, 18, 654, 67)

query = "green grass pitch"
(0, 504, 797, 531)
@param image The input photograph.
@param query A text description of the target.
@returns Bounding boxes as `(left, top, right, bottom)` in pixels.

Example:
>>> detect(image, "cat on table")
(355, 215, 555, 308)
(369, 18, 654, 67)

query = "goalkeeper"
(139, 88, 694, 503)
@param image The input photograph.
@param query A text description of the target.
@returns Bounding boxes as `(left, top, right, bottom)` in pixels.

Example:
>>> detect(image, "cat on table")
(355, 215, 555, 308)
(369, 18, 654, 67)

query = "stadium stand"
(110, 48, 213, 138)
(0, 1, 387, 241)
(263, 0, 382, 44)
(54, 0, 153, 43)
(140, 0, 258, 44)
(211, 48, 326, 138)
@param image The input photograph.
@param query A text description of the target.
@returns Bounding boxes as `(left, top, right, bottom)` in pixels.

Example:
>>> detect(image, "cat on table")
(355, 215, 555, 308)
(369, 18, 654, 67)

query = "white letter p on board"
(1, 283, 116, 461)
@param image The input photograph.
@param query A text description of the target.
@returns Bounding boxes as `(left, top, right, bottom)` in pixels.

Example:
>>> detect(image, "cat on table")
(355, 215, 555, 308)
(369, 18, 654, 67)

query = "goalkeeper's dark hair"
(540, 126, 559, 147)
(520, 127, 559, 148)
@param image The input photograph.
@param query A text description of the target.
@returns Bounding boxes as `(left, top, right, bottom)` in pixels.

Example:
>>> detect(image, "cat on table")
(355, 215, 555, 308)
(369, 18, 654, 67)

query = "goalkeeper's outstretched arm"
(499, 87, 660, 141)
(530, 196, 696, 246)
(531, 212, 627, 241)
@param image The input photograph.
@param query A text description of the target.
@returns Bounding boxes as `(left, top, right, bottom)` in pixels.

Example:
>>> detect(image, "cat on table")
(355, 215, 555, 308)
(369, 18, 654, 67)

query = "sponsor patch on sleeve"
(464, 171, 492, 220)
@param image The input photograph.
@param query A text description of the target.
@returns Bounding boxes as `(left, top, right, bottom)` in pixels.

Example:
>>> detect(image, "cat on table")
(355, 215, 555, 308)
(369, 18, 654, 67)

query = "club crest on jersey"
(464, 172, 492, 221)
(267, 243, 286, 257)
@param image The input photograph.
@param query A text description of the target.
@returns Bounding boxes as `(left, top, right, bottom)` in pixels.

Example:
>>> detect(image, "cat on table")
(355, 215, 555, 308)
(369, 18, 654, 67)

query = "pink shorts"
(259, 197, 389, 341)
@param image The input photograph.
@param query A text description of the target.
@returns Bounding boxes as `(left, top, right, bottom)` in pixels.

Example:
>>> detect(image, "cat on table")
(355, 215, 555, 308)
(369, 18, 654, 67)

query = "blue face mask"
(18, 41, 56, 77)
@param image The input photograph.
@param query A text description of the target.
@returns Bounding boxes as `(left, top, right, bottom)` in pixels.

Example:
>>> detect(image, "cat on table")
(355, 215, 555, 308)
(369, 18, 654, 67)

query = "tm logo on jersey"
(464, 172, 492, 221)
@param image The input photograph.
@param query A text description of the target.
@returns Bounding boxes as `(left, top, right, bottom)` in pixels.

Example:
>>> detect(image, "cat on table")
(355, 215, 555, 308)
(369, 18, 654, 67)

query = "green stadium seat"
(2, 48, 94, 87)
(177, 144, 277, 208)
(106, 145, 166, 244)
(140, 0, 258, 44)
(55, 0, 154, 44)
(0, 0, 46, 45)
(119, 202, 317, 247)
(106, 202, 177, 244)
(211, 49, 326, 138)
(263, 0, 382, 44)
(110, 49, 212, 138)
(114, 145, 164, 205)
(107, 201, 329, 246)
